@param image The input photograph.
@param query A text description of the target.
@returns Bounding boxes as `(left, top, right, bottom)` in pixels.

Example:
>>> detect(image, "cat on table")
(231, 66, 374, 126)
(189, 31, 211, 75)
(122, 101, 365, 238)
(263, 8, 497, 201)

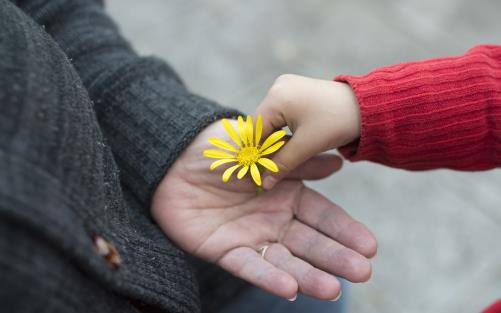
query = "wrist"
(333, 82, 361, 146)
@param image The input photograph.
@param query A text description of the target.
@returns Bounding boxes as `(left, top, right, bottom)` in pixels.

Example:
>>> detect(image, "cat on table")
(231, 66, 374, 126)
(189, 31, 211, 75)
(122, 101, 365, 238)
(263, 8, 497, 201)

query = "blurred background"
(107, 1, 501, 312)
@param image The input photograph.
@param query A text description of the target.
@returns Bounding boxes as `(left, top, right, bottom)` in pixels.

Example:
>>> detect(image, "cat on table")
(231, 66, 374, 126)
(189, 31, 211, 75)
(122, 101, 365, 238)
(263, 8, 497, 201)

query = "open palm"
(152, 121, 377, 300)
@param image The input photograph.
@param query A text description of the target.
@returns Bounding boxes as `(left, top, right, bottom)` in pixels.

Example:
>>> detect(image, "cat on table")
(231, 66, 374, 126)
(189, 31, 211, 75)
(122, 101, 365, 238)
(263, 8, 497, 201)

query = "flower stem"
(257, 186, 263, 195)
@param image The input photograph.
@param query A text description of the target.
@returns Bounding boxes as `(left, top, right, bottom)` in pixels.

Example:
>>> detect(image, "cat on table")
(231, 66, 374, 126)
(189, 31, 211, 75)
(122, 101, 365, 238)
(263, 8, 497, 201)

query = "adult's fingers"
(263, 243, 341, 300)
(295, 187, 378, 258)
(286, 153, 343, 181)
(281, 220, 372, 283)
(217, 246, 298, 299)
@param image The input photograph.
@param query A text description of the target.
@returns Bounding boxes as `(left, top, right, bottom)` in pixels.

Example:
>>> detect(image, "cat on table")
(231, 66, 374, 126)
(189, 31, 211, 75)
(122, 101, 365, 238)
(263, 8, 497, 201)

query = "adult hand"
(152, 120, 376, 301)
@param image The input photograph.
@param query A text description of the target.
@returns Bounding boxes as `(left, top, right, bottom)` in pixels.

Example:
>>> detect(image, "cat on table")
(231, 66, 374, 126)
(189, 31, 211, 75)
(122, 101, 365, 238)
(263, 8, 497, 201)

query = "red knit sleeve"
(335, 45, 501, 170)
(482, 299, 501, 313)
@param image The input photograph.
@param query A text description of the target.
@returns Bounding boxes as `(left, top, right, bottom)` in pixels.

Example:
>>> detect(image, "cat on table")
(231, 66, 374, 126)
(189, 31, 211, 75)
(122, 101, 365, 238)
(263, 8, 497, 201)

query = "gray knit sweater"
(0, 0, 247, 312)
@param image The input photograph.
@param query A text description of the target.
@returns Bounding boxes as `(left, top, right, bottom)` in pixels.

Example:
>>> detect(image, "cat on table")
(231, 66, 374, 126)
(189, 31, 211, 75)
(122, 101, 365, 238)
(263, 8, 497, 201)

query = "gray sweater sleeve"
(14, 0, 240, 204)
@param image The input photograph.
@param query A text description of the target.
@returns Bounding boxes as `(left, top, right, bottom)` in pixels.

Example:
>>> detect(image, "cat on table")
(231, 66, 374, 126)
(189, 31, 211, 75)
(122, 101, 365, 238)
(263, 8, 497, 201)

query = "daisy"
(203, 115, 286, 186)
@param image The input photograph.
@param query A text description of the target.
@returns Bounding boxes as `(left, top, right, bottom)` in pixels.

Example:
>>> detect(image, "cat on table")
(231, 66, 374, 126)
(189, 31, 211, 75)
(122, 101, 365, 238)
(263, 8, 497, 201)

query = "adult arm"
(13, 0, 240, 203)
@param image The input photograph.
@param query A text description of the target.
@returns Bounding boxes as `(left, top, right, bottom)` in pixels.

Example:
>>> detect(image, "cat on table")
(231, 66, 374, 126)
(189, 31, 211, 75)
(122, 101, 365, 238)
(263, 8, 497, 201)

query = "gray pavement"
(107, 1, 501, 312)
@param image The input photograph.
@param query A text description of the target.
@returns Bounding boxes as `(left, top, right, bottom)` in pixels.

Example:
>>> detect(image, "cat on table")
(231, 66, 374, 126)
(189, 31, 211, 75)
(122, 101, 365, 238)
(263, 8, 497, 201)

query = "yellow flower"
(203, 115, 286, 186)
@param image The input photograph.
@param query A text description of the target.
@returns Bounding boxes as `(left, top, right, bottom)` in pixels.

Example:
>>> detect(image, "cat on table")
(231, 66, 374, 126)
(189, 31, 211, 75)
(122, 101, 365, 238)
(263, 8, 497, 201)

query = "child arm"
(257, 45, 501, 189)
(337, 44, 501, 170)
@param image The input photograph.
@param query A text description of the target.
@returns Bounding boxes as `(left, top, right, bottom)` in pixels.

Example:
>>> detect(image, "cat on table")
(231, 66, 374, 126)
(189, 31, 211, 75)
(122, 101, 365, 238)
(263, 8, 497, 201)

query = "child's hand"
(255, 74, 361, 189)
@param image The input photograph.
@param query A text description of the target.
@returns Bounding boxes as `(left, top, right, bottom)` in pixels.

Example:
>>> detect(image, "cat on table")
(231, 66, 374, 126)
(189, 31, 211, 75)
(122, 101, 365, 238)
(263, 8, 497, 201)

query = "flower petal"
(246, 115, 254, 147)
(237, 116, 247, 146)
(237, 165, 249, 179)
(208, 138, 239, 152)
(260, 130, 286, 152)
(255, 114, 263, 146)
(203, 149, 236, 159)
(210, 159, 237, 170)
(250, 163, 261, 186)
(222, 119, 242, 147)
(260, 141, 285, 156)
(257, 158, 279, 172)
(222, 164, 241, 182)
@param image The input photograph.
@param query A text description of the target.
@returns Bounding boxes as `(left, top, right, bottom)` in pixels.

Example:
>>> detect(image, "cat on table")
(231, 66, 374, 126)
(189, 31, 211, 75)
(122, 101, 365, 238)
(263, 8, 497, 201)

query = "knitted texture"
(1, 1, 245, 313)
(336, 45, 501, 312)
(16, 0, 241, 204)
(483, 299, 501, 313)
(336, 45, 501, 170)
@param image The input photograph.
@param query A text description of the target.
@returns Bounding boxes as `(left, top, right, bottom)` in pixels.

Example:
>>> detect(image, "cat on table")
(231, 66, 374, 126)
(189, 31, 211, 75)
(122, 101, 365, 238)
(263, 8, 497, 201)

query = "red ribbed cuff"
(335, 45, 501, 170)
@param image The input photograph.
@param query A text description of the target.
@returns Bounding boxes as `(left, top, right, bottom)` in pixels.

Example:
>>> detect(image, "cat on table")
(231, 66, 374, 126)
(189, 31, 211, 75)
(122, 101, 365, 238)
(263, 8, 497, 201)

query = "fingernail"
(331, 290, 342, 302)
(262, 176, 276, 190)
(287, 294, 297, 302)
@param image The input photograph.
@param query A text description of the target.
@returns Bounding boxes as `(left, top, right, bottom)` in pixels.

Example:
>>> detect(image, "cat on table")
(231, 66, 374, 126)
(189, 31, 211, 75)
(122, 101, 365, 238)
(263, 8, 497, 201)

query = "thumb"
(262, 128, 327, 190)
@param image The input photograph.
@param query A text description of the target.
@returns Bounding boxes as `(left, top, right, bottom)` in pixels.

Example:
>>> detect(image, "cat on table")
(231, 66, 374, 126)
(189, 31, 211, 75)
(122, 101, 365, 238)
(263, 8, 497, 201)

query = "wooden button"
(93, 235, 121, 269)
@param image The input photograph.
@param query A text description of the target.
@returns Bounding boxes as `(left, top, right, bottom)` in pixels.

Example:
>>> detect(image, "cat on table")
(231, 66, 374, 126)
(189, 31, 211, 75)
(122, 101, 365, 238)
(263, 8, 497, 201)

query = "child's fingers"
(261, 128, 328, 190)
(254, 74, 307, 139)
(254, 99, 287, 141)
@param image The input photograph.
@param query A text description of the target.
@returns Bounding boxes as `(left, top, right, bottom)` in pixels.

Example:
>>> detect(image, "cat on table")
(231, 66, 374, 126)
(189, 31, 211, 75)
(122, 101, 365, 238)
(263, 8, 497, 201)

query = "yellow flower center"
(237, 146, 261, 166)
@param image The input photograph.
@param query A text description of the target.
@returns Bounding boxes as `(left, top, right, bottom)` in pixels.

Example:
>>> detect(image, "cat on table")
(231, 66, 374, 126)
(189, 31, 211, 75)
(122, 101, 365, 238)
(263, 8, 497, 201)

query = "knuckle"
(268, 74, 297, 105)
(267, 84, 287, 105)
(274, 73, 298, 85)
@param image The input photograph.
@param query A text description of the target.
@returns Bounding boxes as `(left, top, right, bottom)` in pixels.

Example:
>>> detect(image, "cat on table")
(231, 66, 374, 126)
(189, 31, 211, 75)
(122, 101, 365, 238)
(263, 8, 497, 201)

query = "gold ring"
(256, 244, 270, 259)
